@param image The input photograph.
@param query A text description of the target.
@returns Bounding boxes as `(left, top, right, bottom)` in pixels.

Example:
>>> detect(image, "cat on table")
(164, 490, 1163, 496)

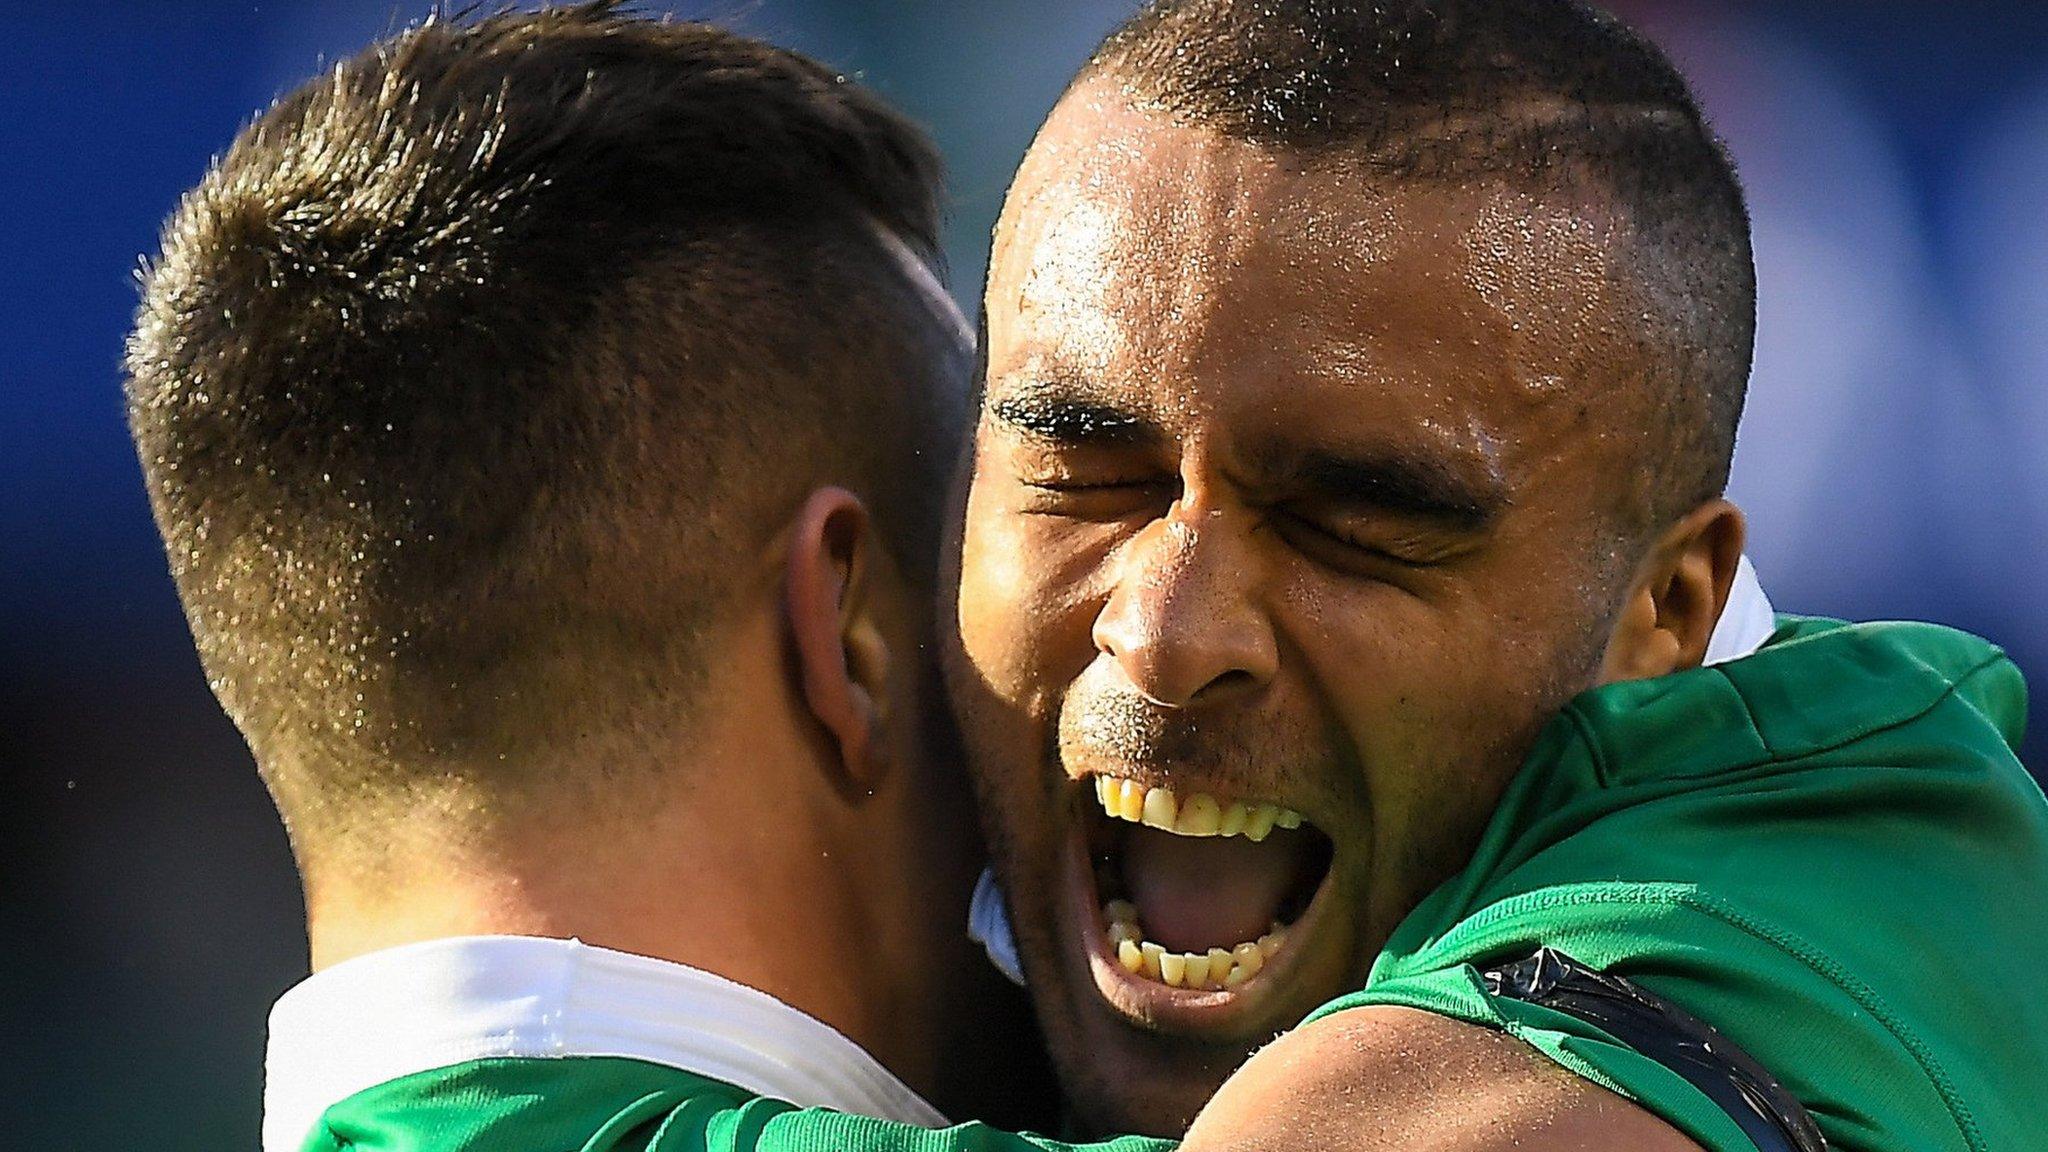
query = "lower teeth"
(1104, 900, 1284, 989)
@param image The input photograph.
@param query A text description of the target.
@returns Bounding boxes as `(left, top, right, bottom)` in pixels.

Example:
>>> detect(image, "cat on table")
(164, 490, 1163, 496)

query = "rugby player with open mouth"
(947, 24, 1693, 1114)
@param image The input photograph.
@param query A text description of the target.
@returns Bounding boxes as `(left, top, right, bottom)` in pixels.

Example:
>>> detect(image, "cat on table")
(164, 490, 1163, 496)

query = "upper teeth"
(1093, 777, 1303, 841)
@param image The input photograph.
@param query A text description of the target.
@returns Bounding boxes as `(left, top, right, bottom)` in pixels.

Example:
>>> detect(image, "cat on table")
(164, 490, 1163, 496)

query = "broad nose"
(1091, 503, 1278, 707)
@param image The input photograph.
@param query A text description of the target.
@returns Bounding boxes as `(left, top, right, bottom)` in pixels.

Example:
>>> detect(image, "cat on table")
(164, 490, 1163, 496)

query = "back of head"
(126, 2, 967, 868)
(1081, 0, 1754, 532)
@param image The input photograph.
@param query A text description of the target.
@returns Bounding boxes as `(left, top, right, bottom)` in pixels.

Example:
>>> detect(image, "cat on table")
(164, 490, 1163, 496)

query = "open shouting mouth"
(1067, 771, 1341, 1036)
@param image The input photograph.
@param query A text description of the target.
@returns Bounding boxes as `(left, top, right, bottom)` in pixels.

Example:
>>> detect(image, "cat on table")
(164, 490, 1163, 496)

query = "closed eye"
(1019, 475, 1176, 520)
(1273, 509, 1437, 571)
(1024, 477, 1163, 493)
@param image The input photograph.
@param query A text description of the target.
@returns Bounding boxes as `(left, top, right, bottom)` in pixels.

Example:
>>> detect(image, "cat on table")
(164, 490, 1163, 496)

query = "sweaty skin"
(947, 78, 1735, 1141)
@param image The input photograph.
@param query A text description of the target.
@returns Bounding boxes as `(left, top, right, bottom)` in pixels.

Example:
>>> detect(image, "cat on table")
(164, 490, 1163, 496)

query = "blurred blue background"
(3, 1, 2043, 1146)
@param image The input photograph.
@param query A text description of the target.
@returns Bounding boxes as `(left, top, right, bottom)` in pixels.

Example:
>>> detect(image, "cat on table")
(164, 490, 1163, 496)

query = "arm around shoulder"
(1180, 1006, 1704, 1152)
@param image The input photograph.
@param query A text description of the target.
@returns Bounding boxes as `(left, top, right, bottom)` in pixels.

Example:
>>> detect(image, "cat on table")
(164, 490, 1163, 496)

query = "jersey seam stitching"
(1715, 663, 1772, 759)
(1736, 650, 2011, 763)
(1566, 706, 1614, 789)
(1576, 625, 2011, 788)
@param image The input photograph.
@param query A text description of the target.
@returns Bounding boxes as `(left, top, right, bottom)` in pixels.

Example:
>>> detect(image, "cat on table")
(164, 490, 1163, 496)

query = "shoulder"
(1181, 1006, 1701, 1152)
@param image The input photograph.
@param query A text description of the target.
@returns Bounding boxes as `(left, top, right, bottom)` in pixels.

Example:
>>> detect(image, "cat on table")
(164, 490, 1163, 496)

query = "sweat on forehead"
(996, 87, 1636, 405)
(991, 149, 1687, 550)
(997, 117, 1744, 532)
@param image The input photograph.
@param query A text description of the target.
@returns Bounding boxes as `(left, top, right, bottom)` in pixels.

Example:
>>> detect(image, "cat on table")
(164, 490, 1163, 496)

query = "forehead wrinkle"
(1160, 120, 1274, 342)
(1250, 186, 1628, 512)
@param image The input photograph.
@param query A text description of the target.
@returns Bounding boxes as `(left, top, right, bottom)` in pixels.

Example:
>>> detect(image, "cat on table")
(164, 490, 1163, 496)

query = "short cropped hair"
(125, 2, 967, 847)
(1082, 0, 1754, 529)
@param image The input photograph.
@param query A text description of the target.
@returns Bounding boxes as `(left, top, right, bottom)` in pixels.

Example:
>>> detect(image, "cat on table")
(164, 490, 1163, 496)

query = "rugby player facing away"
(952, 2, 2048, 1151)
(127, 7, 1128, 1150)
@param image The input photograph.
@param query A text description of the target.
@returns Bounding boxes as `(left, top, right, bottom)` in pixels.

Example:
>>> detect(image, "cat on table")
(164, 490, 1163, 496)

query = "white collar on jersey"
(970, 555, 1780, 987)
(1703, 554, 1777, 667)
(262, 934, 947, 1152)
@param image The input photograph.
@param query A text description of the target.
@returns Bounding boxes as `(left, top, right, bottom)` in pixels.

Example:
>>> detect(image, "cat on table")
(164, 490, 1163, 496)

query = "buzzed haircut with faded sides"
(125, 2, 968, 856)
(1083, 0, 1755, 532)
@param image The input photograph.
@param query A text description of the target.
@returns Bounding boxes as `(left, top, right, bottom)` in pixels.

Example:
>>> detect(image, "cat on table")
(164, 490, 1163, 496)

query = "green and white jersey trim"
(263, 935, 948, 1152)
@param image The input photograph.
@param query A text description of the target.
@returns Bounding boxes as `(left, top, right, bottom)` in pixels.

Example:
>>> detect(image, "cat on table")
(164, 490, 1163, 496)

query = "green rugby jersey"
(300, 1057, 1171, 1152)
(1307, 616, 2048, 1152)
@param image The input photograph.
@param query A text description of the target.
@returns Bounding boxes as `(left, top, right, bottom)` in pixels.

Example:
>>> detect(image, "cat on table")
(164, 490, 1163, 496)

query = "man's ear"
(1600, 499, 1746, 684)
(785, 486, 893, 792)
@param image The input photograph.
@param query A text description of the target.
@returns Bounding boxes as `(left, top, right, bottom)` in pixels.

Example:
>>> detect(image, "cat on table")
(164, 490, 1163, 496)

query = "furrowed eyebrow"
(1293, 450, 1505, 530)
(988, 387, 1161, 447)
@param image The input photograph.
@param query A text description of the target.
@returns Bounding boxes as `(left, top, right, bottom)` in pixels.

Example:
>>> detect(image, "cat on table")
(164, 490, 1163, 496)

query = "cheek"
(1288, 581, 1461, 738)
(956, 483, 1122, 709)
(1284, 573, 1562, 788)
(1282, 579, 1558, 899)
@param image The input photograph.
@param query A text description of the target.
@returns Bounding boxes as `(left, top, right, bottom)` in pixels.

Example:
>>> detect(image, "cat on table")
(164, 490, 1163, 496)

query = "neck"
(297, 653, 964, 1103)
(303, 779, 951, 1094)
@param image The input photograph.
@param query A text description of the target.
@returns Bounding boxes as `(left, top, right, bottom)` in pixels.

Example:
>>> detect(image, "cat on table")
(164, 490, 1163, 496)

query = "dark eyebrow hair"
(987, 386, 1162, 447)
(1291, 449, 1506, 531)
